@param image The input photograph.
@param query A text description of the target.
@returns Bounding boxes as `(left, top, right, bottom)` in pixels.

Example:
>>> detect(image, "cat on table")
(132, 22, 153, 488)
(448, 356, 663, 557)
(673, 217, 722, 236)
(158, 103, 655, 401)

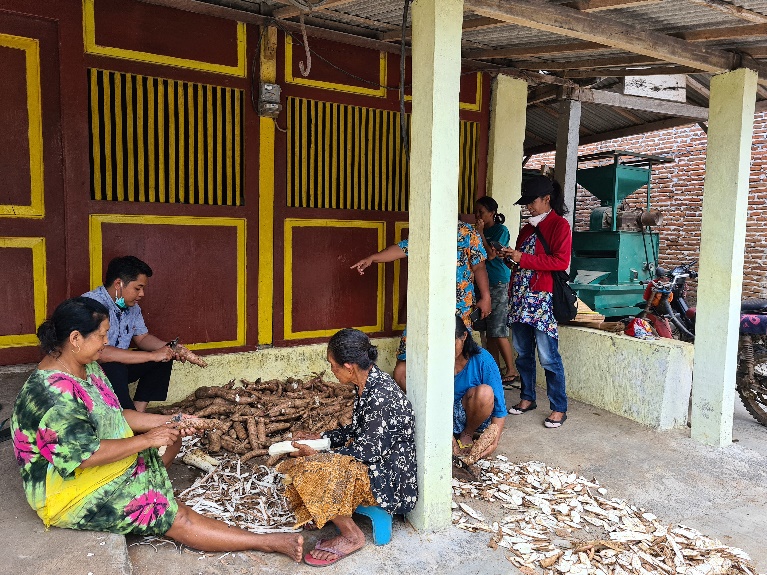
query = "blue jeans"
(510, 322, 568, 413)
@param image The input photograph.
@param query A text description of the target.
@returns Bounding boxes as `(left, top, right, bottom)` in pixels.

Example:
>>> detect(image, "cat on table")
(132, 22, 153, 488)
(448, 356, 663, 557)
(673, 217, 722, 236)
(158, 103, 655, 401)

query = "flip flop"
(304, 538, 363, 567)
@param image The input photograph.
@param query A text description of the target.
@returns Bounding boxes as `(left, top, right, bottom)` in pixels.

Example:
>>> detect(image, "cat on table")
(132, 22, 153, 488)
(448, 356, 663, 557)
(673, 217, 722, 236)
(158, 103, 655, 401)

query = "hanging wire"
(298, 14, 312, 76)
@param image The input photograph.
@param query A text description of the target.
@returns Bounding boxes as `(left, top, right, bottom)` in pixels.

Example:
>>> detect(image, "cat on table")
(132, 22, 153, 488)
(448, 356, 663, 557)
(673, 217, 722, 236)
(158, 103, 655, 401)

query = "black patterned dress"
(278, 365, 417, 526)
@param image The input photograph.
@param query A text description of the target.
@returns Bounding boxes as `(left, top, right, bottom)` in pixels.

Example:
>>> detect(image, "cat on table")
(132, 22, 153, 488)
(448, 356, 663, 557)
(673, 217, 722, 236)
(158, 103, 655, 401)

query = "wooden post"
(554, 98, 581, 228)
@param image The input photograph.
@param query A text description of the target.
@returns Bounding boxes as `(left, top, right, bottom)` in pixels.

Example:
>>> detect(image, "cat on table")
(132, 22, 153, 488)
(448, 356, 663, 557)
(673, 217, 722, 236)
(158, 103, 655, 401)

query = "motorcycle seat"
(741, 298, 767, 314)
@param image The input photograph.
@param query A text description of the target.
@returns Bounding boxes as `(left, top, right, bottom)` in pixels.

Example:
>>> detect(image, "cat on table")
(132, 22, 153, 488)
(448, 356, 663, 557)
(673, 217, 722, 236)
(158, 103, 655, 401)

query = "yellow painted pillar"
(487, 74, 527, 234)
(258, 26, 277, 345)
(692, 68, 757, 446)
(406, 0, 464, 531)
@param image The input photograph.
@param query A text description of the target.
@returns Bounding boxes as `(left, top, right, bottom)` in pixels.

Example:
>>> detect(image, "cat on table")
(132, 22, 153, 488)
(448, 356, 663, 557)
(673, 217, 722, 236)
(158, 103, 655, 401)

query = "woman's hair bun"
(367, 344, 379, 363)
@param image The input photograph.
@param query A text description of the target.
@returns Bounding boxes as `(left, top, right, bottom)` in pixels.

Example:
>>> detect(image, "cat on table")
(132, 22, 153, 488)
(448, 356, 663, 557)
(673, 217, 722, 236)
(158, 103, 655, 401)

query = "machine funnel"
(576, 163, 651, 206)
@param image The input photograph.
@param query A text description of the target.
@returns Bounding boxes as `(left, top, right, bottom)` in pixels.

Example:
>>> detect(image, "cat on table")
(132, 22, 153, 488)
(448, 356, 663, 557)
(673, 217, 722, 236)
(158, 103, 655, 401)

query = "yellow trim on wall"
(89, 214, 246, 349)
(284, 35, 387, 98)
(82, 0, 247, 77)
(258, 26, 278, 346)
(283, 219, 385, 340)
(404, 72, 482, 112)
(459, 72, 483, 112)
(0, 34, 44, 218)
(392, 221, 408, 331)
(0, 237, 47, 348)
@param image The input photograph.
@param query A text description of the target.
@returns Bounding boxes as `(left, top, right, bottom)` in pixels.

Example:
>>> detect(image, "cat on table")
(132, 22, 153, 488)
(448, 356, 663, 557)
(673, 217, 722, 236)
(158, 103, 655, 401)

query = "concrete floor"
(2, 365, 766, 574)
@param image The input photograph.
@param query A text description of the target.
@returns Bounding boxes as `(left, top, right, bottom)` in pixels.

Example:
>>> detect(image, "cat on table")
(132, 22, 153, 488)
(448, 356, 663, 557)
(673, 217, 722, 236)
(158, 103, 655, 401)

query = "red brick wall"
(528, 112, 767, 303)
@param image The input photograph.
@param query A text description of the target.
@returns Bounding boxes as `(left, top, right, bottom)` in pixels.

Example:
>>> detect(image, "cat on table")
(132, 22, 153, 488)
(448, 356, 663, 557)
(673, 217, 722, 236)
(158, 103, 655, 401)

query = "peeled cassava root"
(268, 437, 331, 456)
(159, 373, 355, 464)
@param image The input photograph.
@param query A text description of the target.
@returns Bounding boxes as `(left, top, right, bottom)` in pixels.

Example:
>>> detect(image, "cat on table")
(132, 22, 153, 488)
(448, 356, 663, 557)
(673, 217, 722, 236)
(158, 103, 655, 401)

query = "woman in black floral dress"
(277, 328, 417, 567)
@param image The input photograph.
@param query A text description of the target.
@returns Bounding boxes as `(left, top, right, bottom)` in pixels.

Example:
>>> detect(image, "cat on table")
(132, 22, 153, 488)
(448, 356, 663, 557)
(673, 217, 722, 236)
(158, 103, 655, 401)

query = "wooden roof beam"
(272, 0, 358, 20)
(512, 54, 662, 70)
(563, 65, 700, 77)
(675, 23, 767, 42)
(562, 0, 662, 10)
(464, 41, 604, 59)
(685, 0, 767, 24)
(384, 0, 660, 42)
(569, 87, 709, 120)
(464, 0, 767, 82)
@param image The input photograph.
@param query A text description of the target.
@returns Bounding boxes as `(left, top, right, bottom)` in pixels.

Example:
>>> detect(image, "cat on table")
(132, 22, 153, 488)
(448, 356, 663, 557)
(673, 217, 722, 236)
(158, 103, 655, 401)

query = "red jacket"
(515, 211, 572, 293)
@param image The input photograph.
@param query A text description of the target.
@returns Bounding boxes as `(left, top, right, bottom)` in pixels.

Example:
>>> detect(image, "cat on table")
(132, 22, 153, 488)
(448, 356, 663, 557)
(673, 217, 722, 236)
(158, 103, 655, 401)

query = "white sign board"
(623, 75, 687, 103)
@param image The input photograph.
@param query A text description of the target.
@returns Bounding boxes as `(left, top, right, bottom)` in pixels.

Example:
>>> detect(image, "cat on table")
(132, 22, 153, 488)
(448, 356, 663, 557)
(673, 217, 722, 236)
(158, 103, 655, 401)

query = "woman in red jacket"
(499, 176, 571, 428)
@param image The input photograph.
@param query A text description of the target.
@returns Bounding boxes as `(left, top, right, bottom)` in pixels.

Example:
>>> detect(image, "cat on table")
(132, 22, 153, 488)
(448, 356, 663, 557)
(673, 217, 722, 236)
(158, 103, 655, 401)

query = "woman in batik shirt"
(11, 297, 303, 562)
(278, 328, 418, 567)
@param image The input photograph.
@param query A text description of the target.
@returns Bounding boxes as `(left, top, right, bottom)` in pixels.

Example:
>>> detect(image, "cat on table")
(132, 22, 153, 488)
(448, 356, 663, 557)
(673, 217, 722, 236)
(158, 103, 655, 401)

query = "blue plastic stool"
(354, 505, 392, 545)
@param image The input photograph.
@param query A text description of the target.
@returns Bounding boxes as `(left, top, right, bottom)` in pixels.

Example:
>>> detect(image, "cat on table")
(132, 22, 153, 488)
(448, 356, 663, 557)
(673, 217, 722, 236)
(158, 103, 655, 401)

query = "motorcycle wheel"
(736, 335, 767, 427)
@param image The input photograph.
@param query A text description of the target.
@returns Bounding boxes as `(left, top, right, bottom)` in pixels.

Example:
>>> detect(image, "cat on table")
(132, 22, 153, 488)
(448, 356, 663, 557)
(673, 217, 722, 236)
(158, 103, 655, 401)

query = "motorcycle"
(637, 262, 767, 427)
(638, 262, 697, 342)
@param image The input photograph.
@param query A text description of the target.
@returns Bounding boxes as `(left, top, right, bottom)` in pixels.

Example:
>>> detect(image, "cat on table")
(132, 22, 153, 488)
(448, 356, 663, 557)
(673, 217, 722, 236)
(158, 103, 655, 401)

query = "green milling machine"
(569, 150, 673, 318)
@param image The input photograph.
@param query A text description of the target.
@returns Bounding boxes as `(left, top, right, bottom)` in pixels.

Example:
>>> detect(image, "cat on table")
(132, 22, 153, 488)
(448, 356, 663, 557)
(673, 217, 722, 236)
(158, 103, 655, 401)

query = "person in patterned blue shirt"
(352, 222, 491, 391)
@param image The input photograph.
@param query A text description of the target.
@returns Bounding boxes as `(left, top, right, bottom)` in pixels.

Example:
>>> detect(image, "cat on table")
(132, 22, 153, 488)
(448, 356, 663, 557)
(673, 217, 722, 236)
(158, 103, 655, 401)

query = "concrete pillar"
(487, 74, 527, 234)
(554, 99, 581, 228)
(406, 0, 464, 531)
(691, 68, 757, 446)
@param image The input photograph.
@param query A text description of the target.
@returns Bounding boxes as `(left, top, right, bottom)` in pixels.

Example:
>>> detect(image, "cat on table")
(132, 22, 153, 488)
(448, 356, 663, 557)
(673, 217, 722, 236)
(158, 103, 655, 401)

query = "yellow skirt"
(276, 453, 376, 529)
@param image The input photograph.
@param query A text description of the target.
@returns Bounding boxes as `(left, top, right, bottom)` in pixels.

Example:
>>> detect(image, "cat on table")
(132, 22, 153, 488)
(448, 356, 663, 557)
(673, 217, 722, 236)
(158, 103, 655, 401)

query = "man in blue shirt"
(83, 256, 182, 411)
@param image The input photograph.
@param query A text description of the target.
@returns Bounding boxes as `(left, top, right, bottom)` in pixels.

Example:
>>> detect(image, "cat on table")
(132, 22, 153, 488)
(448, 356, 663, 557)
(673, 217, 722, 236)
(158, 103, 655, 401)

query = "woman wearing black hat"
(499, 176, 571, 428)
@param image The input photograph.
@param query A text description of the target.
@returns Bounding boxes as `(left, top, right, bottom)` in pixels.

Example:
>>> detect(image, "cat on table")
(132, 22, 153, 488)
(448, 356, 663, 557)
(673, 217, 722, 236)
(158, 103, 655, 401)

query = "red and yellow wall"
(0, 0, 490, 365)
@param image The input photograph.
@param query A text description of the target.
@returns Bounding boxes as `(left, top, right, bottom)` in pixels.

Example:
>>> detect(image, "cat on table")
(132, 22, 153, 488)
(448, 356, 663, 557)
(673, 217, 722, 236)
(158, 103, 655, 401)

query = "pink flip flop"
(304, 539, 362, 567)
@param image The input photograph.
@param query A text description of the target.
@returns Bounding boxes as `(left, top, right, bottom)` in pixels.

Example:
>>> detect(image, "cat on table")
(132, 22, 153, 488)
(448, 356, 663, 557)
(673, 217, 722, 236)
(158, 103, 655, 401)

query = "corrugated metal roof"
(196, 0, 767, 152)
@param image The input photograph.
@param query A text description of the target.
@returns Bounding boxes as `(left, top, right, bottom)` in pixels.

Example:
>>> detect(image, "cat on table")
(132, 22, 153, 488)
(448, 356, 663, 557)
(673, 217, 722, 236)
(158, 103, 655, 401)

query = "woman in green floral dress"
(11, 297, 303, 562)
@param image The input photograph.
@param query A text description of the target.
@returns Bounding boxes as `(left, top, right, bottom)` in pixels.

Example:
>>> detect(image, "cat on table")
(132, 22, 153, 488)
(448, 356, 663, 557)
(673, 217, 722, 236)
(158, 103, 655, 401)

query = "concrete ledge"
(538, 326, 694, 429)
(162, 337, 402, 404)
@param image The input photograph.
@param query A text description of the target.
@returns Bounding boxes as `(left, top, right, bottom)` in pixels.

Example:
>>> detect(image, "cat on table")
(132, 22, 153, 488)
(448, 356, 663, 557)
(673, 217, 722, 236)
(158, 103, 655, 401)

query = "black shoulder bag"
(532, 227, 578, 323)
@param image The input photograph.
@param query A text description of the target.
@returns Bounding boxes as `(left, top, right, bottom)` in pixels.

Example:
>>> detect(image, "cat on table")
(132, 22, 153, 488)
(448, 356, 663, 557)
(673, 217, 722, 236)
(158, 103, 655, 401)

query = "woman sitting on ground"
(453, 316, 508, 459)
(277, 328, 417, 567)
(11, 297, 303, 562)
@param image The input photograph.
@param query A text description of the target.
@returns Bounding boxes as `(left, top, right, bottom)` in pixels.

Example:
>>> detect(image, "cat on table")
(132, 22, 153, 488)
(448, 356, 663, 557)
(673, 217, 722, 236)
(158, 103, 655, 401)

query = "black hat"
(514, 175, 554, 205)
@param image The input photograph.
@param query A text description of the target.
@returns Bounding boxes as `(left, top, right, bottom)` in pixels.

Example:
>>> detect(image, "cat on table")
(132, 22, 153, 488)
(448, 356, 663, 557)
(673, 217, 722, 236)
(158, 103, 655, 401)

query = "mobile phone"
(489, 240, 505, 252)
(469, 308, 481, 323)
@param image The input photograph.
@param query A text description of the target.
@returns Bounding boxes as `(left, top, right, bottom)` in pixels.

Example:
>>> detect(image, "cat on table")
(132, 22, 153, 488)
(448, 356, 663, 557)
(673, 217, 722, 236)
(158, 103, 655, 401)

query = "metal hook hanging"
(298, 14, 312, 77)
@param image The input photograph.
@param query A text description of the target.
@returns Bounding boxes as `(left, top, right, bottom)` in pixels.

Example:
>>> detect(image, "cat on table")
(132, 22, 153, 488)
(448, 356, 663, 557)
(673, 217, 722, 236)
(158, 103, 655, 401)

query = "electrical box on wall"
(258, 82, 282, 118)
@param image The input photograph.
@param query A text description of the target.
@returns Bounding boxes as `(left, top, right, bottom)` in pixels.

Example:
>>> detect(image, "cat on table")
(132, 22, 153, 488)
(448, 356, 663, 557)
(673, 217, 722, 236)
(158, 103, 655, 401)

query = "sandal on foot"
(509, 401, 537, 415)
(456, 438, 473, 450)
(304, 539, 362, 567)
(544, 414, 567, 428)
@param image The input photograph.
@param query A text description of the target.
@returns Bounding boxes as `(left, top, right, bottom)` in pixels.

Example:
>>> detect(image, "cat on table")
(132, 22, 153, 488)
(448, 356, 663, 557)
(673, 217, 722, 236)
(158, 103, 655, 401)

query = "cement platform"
(2, 364, 766, 575)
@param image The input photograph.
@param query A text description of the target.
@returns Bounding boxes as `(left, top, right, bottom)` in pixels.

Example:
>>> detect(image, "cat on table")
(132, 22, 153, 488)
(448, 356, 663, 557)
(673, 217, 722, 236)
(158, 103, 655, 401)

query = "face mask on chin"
(115, 283, 128, 310)
(529, 210, 551, 227)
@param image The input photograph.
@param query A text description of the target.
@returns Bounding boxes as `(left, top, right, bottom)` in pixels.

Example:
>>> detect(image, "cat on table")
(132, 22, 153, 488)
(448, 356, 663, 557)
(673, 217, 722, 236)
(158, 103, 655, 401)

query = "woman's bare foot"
(308, 533, 364, 562)
(262, 533, 304, 562)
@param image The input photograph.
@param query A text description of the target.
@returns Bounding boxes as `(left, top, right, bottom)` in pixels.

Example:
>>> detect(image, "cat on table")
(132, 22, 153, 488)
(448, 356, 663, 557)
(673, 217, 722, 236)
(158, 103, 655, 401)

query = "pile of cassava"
(158, 373, 355, 465)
